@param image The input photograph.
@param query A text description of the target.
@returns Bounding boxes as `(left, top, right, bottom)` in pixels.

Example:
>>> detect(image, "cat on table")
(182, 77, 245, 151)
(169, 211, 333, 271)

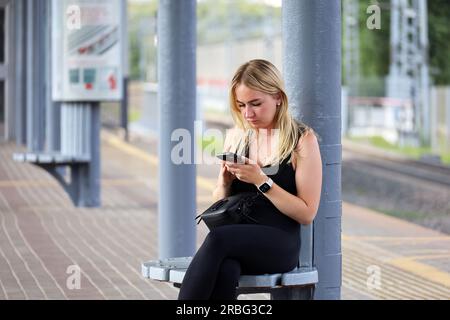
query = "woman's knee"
(203, 226, 231, 251)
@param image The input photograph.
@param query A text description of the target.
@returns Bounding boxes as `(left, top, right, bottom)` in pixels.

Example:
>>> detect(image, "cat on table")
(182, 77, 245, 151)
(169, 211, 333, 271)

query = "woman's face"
(235, 84, 280, 130)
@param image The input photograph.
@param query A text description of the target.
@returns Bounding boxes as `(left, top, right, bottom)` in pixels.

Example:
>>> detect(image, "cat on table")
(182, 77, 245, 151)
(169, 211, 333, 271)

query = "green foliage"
(197, 134, 224, 152)
(128, 1, 158, 80)
(358, 0, 391, 78)
(128, 1, 449, 84)
(378, 208, 425, 220)
(428, 0, 450, 85)
(129, 109, 141, 123)
(349, 135, 450, 164)
(353, 0, 450, 85)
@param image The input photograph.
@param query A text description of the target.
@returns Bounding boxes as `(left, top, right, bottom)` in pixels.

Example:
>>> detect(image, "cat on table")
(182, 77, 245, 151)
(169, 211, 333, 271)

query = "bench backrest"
(61, 103, 91, 157)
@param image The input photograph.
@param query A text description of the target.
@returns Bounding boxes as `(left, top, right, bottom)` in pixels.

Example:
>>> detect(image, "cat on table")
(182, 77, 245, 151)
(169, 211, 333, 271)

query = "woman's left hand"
(225, 157, 267, 186)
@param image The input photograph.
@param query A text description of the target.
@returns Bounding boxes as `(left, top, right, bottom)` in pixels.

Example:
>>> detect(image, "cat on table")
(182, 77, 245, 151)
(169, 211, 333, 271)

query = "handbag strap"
(238, 192, 261, 224)
(194, 214, 203, 225)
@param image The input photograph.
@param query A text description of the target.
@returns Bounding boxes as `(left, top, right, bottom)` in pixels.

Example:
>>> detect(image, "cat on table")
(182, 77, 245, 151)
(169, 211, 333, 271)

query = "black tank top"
(230, 144, 300, 236)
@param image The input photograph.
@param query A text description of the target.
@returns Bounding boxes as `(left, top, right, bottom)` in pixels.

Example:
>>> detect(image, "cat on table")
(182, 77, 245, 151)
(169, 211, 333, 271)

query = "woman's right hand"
(218, 161, 236, 187)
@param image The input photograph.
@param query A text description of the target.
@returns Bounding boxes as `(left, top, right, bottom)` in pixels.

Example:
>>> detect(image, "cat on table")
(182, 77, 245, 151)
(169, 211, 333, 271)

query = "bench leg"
(68, 103, 101, 207)
(71, 164, 100, 207)
(40, 163, 99, 207)
(270, 285, 315, 300)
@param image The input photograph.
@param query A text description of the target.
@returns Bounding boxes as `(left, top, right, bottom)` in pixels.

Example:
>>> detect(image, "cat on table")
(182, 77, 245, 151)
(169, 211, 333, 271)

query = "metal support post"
(157, 0, 197, 259)
(283, 0, 342, 300)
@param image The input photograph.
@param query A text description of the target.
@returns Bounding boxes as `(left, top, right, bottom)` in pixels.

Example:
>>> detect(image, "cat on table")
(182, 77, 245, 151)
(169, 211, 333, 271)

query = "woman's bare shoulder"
(293, 128, 318, 154)
(292, 129, 319, 170)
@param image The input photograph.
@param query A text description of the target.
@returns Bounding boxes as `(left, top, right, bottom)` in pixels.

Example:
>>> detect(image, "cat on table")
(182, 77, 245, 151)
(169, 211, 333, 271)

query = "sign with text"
(52, 0, 123, 101)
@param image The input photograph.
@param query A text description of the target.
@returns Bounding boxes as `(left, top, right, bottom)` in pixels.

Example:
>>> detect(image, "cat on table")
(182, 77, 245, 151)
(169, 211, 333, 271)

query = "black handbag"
(195, 192, 261, 230)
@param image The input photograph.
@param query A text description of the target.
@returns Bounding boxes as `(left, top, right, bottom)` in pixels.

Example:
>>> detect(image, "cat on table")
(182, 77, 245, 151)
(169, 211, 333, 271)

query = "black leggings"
(178, 224, 300, 300)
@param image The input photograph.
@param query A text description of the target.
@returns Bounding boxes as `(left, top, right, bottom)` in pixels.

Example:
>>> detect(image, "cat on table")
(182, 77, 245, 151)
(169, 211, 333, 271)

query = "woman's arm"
(212, 177, 233, 202)
(211, 128, 238, 201)
(256, 131, 322, 225)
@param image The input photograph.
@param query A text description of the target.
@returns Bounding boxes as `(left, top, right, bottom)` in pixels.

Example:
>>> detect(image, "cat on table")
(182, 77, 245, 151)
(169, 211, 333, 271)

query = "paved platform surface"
(0, 130, 448, 300)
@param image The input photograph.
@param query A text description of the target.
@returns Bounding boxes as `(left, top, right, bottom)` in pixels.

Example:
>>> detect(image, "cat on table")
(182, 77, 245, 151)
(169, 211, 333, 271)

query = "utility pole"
(386, 0, 430, 146)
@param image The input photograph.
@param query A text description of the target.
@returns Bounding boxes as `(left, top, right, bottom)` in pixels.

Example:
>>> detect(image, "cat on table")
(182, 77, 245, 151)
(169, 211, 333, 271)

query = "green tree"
(354, 0, 450, 86)
(428, 0, 450, 85)
(358, 0, 390, 78)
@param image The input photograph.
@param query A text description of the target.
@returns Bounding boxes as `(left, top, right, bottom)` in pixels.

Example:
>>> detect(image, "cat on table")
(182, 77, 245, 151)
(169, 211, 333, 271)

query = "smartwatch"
(257, 177, 273, 193)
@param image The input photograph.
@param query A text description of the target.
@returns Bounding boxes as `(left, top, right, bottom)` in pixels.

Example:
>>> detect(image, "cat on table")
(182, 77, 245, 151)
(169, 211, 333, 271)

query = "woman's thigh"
(207, 224, 299, 275)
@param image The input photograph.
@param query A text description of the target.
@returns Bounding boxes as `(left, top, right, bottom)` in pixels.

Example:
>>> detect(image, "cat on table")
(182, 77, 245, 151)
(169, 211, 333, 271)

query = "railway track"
(342, 142, 450, 188)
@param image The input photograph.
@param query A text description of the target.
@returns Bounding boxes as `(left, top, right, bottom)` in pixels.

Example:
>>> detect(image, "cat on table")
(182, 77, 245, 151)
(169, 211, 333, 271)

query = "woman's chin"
(247, 120, 260, 128)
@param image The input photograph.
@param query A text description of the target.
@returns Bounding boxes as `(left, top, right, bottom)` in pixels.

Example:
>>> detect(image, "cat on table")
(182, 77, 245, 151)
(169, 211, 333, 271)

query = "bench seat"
(141, 257, 318, 290)
(13, 152, 90, 165)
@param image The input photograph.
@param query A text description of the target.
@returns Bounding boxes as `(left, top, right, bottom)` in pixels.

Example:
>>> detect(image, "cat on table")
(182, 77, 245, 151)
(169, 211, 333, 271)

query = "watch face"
(259, 183, 271, 193)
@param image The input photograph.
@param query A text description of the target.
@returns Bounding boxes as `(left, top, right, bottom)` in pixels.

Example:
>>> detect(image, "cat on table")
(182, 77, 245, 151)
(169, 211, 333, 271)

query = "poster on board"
(52, 0, 123, 101)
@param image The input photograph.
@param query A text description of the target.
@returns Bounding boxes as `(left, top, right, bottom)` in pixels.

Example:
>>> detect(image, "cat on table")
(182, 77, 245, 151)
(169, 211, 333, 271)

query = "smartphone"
(216, 152, 247, 163)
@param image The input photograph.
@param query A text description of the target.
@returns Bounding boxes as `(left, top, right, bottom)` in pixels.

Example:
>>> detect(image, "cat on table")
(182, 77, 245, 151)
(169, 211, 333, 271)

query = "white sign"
(52, 0, 123, 101)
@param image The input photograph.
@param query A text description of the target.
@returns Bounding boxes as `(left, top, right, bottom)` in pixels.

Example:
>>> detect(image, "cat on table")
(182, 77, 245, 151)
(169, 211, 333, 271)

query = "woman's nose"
(244, 106, 254, 117)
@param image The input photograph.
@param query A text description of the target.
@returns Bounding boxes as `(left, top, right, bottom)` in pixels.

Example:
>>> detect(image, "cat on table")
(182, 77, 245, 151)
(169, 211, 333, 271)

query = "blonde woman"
(178, 59, 322, 300)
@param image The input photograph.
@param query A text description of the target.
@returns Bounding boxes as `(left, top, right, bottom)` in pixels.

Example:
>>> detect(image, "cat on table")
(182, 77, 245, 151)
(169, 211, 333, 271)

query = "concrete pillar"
(26, 0, 46, 152)
(157, 0, 197, 259)
(6, 0, 15, 141)
(13, 0, 26, 145)
(121, 0, 129, 141)
(419, 0, 430, 146)
(283, 0, 342, 300)
(45, 0, 59, 152)
(447, 88, 450, 152)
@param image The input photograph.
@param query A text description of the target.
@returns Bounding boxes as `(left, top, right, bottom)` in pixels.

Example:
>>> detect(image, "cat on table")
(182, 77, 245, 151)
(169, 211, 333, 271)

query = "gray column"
(14, 0, 26, 145)
(7, 0, 16, 141)
(157, 0, 197, 259)
(74, 102, 100, 208)
(418, 0, 430, 146)
(283, 0, 342, 300)
(26, 0, 46, 152)
(45, 1, 59, 152)
(121, 0, 129, 141)
(25, 0, 33, 149)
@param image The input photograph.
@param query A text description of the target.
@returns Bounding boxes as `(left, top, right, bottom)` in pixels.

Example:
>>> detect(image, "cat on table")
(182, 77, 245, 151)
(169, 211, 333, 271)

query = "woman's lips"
(247, 119, 258, 123)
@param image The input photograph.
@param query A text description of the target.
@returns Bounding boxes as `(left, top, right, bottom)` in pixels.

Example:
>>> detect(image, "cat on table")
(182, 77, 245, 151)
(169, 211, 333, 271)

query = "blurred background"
(115, 0, 450, 234)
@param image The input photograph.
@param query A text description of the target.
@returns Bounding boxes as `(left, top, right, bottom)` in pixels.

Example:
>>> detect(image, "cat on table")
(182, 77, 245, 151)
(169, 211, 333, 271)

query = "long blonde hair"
(227, 59, 313, 165)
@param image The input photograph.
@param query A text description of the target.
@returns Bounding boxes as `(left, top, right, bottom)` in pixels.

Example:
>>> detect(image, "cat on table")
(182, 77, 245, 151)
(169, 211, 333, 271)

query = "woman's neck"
(256, 127, 276, 138)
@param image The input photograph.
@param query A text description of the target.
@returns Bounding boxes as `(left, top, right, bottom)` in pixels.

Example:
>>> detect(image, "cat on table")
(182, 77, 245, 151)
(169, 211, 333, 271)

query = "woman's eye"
(238, 103, 260, 108)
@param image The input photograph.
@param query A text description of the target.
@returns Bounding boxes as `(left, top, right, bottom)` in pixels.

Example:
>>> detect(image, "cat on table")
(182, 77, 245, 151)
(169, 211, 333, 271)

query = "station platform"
(0, 129, 448, 299)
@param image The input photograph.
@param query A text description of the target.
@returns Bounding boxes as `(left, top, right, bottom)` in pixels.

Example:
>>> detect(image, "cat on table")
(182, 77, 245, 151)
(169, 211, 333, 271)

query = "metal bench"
(13, 102, 101, 207)
(141, 224, 318, 300)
